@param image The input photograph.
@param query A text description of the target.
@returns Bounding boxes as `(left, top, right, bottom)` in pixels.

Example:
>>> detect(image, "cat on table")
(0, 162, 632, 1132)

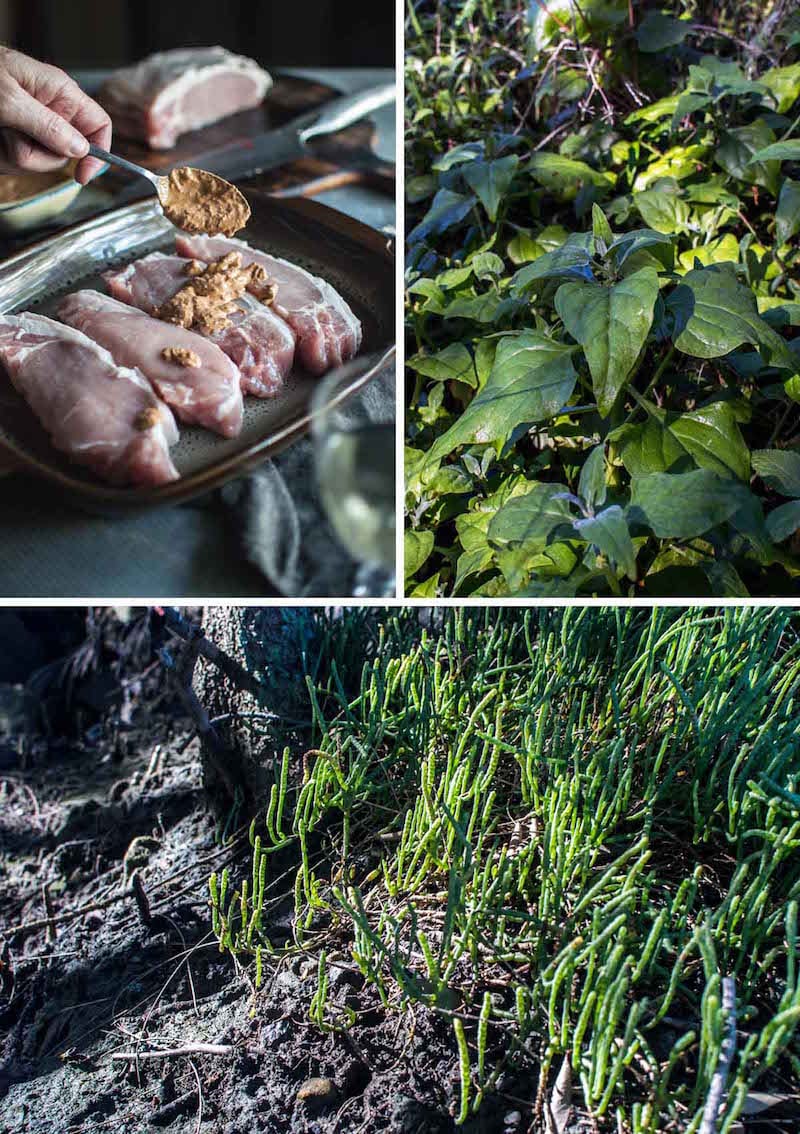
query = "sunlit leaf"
(425, 334, 578, 465)
(408, 189, 477, 244)
(555, 267, 660, 416)
(668, 264, 794, 368)
(629, 469, 754, 538)
(776, 178, 800, 245)
(463, 156, 520, 222)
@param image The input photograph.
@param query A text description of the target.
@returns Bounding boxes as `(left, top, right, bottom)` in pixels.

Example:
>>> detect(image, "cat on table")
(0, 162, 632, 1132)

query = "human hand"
(0, 47, 111, 185)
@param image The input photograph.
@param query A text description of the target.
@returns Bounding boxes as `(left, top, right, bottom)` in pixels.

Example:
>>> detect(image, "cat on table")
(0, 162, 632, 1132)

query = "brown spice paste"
(159, 166, 250, 237)
(134, 407, 162, 431)
(155, 252, 275, 335)
(161, 346, 201, 367)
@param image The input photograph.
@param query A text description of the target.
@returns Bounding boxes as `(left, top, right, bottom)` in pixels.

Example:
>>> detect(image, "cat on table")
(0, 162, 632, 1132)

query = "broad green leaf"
(776, 178, 800, 245)
(436, 265, 475, 290)
(408, 189, 477, 244)
(752, 449, 800, 497)
(578, 444, 607, 511)
(616, 418, 686, 477)
(496, 540, 578, 592)
(715, 122, 781, 195)
(439, 290, 517, 323)
(406, 175, 436, 203)
(425, 334, 578, 465)
(555, 266, 660, 416)
(517, 578, 579, 597)
(758, 297, 800, 327)
(671, 90, 714, 127)
(507, 230, 543, 264)
(633, 145, 709, 191)
(453, 474, 532, 591)
(404, 530, 435, 579)
(432, 142, 485, 171)
(629, 469, 754, 538)
(463, 156, 520, 222)
(703, 561, 750, 598)
(766, 500, 800, 542)
(608, 227, 674, 269)
(574, 506, 637, 579)
(409, 572, 441, 597)
(668, 402, 751, 481)
(527, 152, 615, 201)
(511, 232, 594, 287)
(407, 342, 477, 386)
(454, 544, 494, 591)
(677, 233, 740, 272)
(636, 11, 690, 52)
(507, 224, 569, 265)
(428, 465, 474, 495)
(592, 203, 613, 247)
(488, 482, 573, 547)
(474, 338, 498, 389)
(470, 251, 506, 279)
(751, 141, 800, 163)
(633, 189, 691, 234)
(760, 63, 800, 114)
(407, 278, 446, 313)
(692, 55, 773, 102)
(625, 94, 681, 125)
(669, 264, 794, 368)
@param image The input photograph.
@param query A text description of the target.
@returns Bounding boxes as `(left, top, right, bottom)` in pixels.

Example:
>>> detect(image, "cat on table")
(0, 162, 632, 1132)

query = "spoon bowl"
(87, 145, 249, 235)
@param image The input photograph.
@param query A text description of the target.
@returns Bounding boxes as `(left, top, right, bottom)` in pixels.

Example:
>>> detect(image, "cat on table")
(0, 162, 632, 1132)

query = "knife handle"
(298, 83, 396, 144)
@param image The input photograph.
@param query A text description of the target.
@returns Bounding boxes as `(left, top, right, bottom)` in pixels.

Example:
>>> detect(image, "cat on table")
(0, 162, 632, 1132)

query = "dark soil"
(0, 681, 536, 1134)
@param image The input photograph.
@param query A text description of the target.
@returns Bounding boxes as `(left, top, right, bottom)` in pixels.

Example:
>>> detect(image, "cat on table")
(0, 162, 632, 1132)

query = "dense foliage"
(211, 607, 800, 1131)
(405, 0, 800, 596)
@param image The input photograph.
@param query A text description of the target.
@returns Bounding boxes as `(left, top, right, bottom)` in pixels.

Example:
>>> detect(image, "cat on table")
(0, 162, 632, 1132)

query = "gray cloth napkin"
(221, 365, 394, 596)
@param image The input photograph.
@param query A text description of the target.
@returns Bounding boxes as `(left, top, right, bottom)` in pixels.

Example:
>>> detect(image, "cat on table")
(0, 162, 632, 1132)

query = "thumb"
(3, 85, 88, 160)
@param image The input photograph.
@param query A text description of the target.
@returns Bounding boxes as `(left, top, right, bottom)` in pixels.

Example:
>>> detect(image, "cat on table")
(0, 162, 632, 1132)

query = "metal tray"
(0, 191, 395, 512)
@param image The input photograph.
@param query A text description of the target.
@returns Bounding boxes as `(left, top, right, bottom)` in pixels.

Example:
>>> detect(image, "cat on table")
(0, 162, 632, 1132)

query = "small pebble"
(504, 1111, 522, 1128)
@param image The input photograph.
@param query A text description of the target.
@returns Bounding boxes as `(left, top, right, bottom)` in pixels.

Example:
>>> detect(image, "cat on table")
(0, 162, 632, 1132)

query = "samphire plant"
(405, 0, 800, 597)
(209, 606, 800, 1131)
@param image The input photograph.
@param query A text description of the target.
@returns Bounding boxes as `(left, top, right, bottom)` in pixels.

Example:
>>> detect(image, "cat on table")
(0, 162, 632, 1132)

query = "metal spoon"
(88, 143, 172, 205)
(87, 144, 249, 232)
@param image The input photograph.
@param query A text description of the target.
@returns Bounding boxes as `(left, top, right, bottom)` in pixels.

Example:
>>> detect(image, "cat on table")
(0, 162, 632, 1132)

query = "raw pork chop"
(175, 234, 362, 377)
(58, 290, 243, 438)
(0, 311, 179, 487)
(100, 47, 272, 150)
(104, 252, 296, 398)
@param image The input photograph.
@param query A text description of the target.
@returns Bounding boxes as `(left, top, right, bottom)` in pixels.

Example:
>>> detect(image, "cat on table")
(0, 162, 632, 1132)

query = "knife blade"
(183, 81, 396, 186)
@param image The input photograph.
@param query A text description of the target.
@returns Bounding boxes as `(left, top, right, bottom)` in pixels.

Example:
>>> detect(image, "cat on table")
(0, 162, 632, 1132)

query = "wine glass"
(311, 349, 396, 597)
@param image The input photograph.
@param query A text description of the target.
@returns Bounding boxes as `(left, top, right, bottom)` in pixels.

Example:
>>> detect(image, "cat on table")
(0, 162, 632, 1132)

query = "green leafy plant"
(405, 0, 800, 596)
(211, 606, 800, 1130)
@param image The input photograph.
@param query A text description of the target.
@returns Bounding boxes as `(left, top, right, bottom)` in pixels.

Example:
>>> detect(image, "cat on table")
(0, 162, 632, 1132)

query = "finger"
(2, 85, 88, 161)
(0, 127, 71, 172)
(49, 86, 112, 185)
(74, 109, 112, 185)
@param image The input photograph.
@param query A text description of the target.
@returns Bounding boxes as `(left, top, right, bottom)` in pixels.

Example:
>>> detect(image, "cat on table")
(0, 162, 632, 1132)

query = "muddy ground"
(0, 687, 538, 1134)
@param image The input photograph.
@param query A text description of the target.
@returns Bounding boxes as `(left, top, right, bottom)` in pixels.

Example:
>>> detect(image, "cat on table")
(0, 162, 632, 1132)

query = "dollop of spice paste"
(155, 252, 275, 335)
(160, 166, 250, 237)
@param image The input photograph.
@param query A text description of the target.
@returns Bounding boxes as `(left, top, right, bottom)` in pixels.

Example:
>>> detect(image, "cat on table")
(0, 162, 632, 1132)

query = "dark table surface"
(0, 68, 395, 599)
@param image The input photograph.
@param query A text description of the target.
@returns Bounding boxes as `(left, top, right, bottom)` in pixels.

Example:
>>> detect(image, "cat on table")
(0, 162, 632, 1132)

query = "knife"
(104, 82, 395, 207)
(174, 82, 396, 187)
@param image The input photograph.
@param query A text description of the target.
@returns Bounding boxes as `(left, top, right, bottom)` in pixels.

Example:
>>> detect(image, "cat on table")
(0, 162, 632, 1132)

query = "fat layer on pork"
(99, 47, 272, 149)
